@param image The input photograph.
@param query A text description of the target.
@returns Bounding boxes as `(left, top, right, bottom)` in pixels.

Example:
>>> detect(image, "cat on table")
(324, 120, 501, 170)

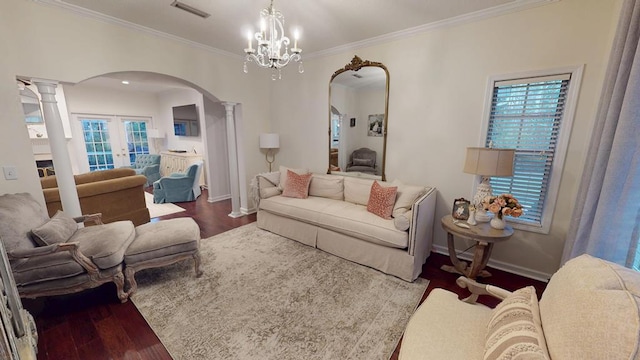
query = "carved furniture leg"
(468, 242, 494, 279)
(124, 267, 138, 296)
(440, 232, 469, 276)
(114, 272, 129, 303)
(193, 252, 203, 277)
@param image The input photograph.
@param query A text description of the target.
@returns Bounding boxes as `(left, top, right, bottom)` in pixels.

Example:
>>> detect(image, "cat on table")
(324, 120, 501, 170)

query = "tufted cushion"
(484, 286, 549, 360)
(539, 254, 640, 360)
(282, 170, 313, 199)
(309, 174, 344, 200)
(367, 181, 397, 219)
(278, 166, 308, 191)
(31, 210, 78, 246)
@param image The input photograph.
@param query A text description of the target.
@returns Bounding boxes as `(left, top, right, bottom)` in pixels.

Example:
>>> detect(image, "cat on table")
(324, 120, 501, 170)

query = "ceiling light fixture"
(121, 80, 130, 85)
(243, 0, 303, 80)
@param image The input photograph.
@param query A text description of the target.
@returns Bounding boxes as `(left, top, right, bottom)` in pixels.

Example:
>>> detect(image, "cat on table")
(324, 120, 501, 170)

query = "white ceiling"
(43, 0, 552, 91)
(40, 0, 528, 56)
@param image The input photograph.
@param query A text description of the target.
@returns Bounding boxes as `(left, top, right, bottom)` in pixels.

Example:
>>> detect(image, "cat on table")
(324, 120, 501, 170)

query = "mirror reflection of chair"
(152, 160, 203, 203)
(346, 148, 377, 175)
(122, 154, 161, 187)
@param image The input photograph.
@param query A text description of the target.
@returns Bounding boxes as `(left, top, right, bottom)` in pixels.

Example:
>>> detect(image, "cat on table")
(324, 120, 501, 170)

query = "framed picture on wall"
(367, 114, 384, 137)
(350, 118, 356, 127)
(452, 198, 471, 220)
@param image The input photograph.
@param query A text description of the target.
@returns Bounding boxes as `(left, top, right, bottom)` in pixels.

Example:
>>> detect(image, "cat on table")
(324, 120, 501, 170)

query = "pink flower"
(488, 203, 501, 214)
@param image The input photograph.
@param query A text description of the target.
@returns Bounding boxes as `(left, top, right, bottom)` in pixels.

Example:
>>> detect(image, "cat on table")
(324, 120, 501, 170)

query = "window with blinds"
(485, 73, 571, 229)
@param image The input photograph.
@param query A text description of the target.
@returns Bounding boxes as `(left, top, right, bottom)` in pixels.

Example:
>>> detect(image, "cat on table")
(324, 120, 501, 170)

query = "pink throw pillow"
(282, 170, 313, 199)
(367, 181, 397, 219)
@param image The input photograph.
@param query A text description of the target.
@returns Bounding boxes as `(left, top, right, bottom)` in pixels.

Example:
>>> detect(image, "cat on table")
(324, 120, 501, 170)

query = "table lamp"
(463, 147, 515, 222)
(259, 133, 280, 172)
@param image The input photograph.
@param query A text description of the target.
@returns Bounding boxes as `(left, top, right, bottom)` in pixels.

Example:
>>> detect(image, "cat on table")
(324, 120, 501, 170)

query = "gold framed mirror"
(328, 56, 389, 181)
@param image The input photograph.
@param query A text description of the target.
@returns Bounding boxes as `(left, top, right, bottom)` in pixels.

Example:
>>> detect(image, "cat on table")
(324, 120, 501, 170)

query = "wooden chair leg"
(114, 272, 129, 303)
(193, 252, 203, 278)
(124, 267, 138, 296)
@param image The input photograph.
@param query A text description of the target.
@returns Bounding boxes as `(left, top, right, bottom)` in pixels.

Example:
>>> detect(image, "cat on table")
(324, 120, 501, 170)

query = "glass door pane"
(81, 118, 115, 171)
(122, 119, 150, 164)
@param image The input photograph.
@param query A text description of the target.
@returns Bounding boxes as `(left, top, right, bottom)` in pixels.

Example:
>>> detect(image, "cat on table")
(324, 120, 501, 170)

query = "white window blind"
(486, 74, 571, 227)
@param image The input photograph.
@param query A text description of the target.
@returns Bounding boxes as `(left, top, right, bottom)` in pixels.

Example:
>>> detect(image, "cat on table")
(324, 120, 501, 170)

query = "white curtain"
(562, 0, 640, 267)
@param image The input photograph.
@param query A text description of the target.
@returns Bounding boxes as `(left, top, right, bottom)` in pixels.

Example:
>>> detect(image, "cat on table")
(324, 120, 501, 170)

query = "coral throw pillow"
(282, 170, 313, 199)
(367, 181, 397, 219)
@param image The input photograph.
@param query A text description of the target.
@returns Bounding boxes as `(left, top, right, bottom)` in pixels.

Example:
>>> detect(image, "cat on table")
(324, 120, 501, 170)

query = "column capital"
(221, 102, 238, 111)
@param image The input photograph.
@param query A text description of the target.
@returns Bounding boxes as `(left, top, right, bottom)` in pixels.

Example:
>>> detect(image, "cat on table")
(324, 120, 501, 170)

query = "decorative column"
(34, 80, 81, 217)
(222, 102, 242, 218)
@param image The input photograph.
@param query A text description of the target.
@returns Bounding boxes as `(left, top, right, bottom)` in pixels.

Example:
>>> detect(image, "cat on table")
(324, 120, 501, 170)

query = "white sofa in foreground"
(400, 254, 640, 360)
(256, 169, 437, 281)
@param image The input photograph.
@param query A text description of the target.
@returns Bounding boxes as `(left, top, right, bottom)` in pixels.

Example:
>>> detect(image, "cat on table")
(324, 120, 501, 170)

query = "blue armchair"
(152, 161, 203, 203)
(124, 154, 161, 187)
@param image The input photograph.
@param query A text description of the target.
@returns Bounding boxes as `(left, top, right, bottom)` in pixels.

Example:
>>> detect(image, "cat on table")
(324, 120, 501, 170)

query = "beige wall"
(0, 0, 623, 278)
(0, 0, 271, 206)
(270, 0, 622, 278)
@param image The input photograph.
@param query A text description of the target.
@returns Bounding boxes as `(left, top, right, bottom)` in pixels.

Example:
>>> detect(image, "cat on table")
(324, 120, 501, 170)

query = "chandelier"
(243, 0, 303, 80)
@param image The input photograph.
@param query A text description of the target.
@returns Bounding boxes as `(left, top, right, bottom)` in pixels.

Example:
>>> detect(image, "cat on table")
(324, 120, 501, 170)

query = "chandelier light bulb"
(242, 0, 303, 78)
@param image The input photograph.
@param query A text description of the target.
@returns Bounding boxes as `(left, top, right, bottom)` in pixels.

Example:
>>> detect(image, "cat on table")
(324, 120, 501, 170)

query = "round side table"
(440, 215, 513, 279)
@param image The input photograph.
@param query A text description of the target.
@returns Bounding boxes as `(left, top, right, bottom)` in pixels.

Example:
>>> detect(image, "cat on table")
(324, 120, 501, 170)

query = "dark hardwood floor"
(24, 189, 546, 360)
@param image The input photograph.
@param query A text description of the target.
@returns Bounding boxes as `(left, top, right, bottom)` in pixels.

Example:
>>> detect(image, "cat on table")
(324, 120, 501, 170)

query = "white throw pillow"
(343, 177, 375, 205)
(393, 209, 413, 231)
(391, 180, 427, 217)
(309, 174, 344, 200)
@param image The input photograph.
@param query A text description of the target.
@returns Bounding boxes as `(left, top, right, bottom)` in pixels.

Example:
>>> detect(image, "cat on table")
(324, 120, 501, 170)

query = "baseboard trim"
(431, 244, 551, 282)
(207, 194, 231, 203)
(241, 207, 257, 215)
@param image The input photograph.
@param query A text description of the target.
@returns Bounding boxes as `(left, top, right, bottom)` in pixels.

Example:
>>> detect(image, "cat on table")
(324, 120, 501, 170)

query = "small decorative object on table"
(451, 198, 471, 220)
(467, 204, 477, 226)
(482, 193, 523, 229)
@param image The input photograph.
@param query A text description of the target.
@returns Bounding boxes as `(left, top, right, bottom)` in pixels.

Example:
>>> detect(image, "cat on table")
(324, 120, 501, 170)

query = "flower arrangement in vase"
(482, 193, 523, 229)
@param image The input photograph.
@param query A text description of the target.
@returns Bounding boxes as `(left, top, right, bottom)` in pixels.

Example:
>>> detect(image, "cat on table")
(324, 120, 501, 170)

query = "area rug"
(130, 223, 428, 360)
(144, 192, 185, 218)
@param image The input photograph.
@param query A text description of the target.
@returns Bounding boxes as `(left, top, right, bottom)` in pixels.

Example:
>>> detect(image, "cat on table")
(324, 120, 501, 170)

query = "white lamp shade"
(463, 147, 515, 177)
(147, 129, 164, 138)
(259, 133, 280, 149)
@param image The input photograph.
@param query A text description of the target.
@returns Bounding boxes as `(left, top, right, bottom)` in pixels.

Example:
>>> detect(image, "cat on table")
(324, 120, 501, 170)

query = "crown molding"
(31, 0, 243, 60)
(306, 0, 561, 59)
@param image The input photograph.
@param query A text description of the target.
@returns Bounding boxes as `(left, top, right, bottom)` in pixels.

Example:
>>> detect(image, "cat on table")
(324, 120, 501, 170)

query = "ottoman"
(124, 217, 203, 294)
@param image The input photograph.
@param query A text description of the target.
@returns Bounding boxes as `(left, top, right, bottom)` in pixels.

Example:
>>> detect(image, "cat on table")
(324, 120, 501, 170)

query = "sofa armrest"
(456, 276, 512, 304)
(8, 242, 99, 275)
(408, 187, 436, 257)
(140, 164, 160, 176)
(73, 213, 104, 225)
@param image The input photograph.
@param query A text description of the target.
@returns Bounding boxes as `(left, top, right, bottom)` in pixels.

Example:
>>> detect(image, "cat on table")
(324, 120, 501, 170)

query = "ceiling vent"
(170, 1, 211, 19)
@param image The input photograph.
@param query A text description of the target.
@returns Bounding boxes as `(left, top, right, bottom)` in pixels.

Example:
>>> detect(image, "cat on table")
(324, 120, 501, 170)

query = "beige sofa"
(400, 254, 640, 359)
(41, 168, 150, 226)
(256, 170, 437, 281)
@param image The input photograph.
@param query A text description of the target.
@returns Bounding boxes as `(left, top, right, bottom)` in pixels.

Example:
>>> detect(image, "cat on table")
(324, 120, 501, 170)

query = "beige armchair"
(0, 193, 136, 303)
(400, 254, 640, 360)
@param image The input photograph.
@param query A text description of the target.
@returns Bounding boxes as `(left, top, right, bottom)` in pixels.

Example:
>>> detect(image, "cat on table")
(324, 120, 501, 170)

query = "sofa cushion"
(260, 196, 408, 248)
(12, 250, 85, 286)
(539, 254, 640, 360)
(484, 286, 549, 360)
(394, 209, 413, 231)
(344, 177, 375, 206)
(71, 221, 136, 269)
(125, 218, 200, 264)
(282, 170, 313, 199)
(309, 174, 344, 200)
(0, 193, 48, 255)
(391, 180, 427, 217)
(278, 166, 308, 191)
(31, 210, 78, 246)
(367, 181, 397, 219)
(353, 158, 373, 167)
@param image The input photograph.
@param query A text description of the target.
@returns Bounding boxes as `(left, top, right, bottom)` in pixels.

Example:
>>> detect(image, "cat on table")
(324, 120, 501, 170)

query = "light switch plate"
(3, 166, 18, 180)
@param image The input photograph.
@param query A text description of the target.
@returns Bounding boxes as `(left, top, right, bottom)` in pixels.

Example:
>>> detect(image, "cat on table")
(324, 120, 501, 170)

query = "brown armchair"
(0, 193, 136, 302)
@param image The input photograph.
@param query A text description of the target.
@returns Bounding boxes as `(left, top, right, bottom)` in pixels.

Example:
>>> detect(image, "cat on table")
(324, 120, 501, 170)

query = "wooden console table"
(160, 151, 205, 187)
(440, 215, 513, 279)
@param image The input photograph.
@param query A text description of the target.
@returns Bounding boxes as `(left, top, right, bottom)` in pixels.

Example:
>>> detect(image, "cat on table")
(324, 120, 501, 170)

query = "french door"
(77, 115, 152, 171)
